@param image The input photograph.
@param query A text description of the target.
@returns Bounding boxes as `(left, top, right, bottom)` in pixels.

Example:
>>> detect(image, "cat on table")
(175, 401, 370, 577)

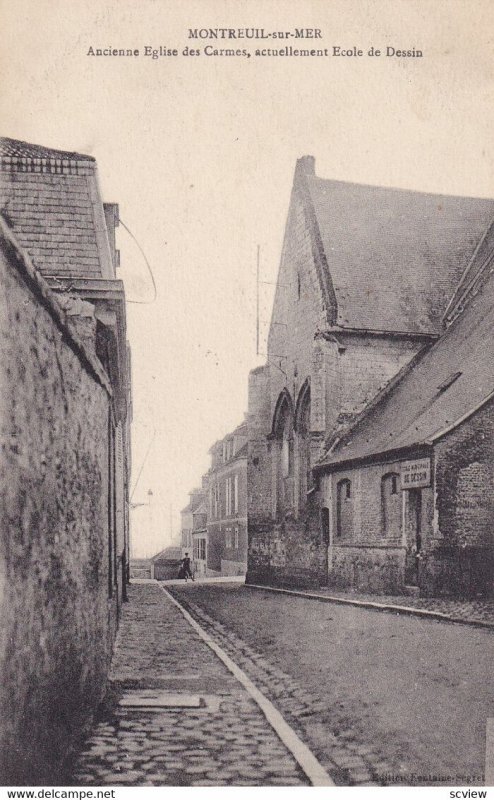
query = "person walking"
(181, 552, 194, 582)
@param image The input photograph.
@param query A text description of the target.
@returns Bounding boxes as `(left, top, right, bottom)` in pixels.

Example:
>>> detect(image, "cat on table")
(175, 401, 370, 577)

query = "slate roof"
(0, 136, 110, 280)
(152, 546, 183, 562)
(305, 170, 494, 334)
(317, 225, 494, 470)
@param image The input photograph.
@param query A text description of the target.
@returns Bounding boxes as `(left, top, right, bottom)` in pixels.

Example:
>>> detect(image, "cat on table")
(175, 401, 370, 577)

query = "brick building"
(207, 422, 248, 576)
(180, 483, 208, 553)
(246, 155, 494, 591)
(315, 219, 494, 597)
(0, 138, 131, 782)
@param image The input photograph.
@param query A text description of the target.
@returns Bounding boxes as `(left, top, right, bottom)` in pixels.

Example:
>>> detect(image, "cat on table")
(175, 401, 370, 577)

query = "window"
(336, 479, 352, 538)
(234, 526, 239, 549)
(273, 391, 295, 514)
(212, 485, 219, 518)
(225, 475, 238, 516)
(381, 473, 401, 538)
(194, 538, 206, 560)
(295, 380, 311, 510)
(225, 528, 232, 548)
(223, 438, 234, 462)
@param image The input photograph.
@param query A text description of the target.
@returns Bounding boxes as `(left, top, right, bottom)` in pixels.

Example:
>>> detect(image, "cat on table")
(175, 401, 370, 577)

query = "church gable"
(267, 157, 335, 369)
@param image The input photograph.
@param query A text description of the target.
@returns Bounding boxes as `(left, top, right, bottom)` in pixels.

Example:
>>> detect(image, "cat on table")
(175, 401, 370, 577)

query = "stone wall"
(247, 212, 425, 590)
(0, 226, 118, 783)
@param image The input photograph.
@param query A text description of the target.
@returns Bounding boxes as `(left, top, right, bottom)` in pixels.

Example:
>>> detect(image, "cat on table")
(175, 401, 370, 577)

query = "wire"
(130, 427, 156, 501)
(119, 218, 158, 304)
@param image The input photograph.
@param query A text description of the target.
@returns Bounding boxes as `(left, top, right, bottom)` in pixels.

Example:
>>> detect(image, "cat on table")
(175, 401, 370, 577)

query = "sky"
(2, 0, 493, 557)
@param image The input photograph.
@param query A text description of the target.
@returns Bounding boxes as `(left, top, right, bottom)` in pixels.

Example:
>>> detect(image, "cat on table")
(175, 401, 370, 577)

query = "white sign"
(401, 458, 431, 489)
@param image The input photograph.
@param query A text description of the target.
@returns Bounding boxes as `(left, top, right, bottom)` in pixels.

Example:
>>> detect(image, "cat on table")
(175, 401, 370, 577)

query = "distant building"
(180, 483, 207, 553)
(191, 500, 208, 576)
(246, 155, 494, 593)
(152, 546, 183, 581)
(0, 138, 132, 782)
(207, 422, 248, 576)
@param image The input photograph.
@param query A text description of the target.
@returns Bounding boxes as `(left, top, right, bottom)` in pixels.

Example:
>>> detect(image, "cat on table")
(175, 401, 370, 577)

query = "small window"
(234, 526, 239, 549)
(391, 475, 398, 495)
(297, 273, 301, 300)
(336, 479, 352, 538)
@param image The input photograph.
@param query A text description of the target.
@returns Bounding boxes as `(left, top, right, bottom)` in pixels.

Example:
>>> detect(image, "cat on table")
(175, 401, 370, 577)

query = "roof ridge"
(308, 173, 494, 202)
(0, 136, 95, 162)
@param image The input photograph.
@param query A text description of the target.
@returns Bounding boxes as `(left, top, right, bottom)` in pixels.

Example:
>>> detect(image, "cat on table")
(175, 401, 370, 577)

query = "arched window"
(336, 479, 352, 538)
(272, 391, 294, 515)
(381, 472, 401, 538)
(295, 380, 311, 511)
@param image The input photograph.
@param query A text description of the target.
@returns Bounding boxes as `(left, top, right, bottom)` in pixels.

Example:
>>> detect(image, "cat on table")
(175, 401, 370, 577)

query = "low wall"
(328, 545, 406, 595)
(220, 559, 247, 577)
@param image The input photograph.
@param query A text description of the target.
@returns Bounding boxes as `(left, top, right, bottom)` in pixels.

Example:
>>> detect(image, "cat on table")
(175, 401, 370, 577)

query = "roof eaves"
(424, 388, 494, 445)
(314, 442, 432, 474)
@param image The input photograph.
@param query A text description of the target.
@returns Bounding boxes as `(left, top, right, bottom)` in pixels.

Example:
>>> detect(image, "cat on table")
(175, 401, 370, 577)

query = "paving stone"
(71, 583, 308, 787)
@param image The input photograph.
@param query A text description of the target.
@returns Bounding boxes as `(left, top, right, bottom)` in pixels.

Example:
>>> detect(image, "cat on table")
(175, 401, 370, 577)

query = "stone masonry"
(0, 221, 117, 784)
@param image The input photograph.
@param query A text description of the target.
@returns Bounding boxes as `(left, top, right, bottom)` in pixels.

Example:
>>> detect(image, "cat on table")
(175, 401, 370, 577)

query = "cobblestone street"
(71, 582, 312, 786)
(71, 579, 493, 787)
(169, 581, 494, 787)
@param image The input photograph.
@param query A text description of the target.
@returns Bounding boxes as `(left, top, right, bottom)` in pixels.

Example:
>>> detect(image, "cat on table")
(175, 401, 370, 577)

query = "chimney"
(296, 155, 315, 176)
(103, 203, 120, 272)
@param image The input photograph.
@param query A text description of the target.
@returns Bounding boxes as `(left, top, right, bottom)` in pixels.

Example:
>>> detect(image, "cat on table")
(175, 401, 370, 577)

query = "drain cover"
(119, 691, 204, 708)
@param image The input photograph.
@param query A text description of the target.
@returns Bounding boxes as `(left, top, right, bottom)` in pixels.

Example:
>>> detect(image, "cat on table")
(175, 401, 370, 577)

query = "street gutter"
(245, 584, 494, 631)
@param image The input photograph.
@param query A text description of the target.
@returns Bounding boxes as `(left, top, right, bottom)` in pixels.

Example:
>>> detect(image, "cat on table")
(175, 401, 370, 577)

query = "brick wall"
(318, 462, 408, 593)
(207, 456, 247, 574)
(422, 402, 494, 597)
(0, 228, 118, 783)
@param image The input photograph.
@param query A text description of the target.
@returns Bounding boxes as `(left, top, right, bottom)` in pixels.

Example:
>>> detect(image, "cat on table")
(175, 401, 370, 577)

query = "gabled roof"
(0, 136, 114, 280)
(297, 157, 494, 334)
(317, 228, 494, 470)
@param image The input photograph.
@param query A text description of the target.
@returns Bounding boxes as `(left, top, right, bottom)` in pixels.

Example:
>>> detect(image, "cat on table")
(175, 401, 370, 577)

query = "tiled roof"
(307, 174, 494, 334)
(0, 136, 95, 161)
(0, 137, 111, 280)
(318, 226, 494, 469)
